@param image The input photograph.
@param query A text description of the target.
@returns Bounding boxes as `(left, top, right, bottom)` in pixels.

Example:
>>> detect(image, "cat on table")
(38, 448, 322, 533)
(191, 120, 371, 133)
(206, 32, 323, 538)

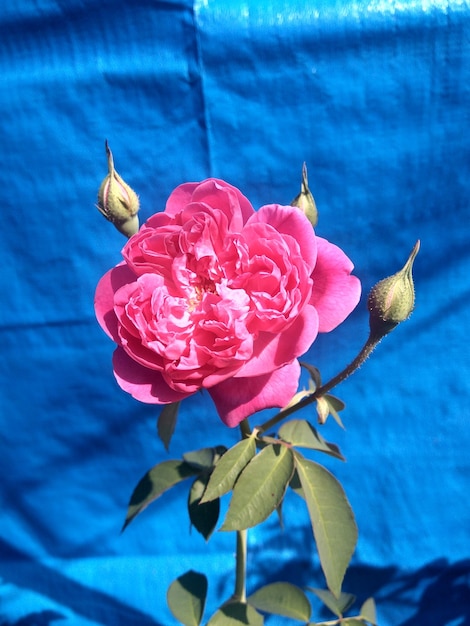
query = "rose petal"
(190, 179, 255, 229)
(95, 263, 136, 341)
(167, 179, 254, 230)
(208, 359, 301, 427)
(112, 347, 190, 404)
(311, 237, 362, 332)
(236, 304, 319, 377)
(165, 182, 200, 215)
(122, 216, 183, 279)
(247, 204, 317, 271)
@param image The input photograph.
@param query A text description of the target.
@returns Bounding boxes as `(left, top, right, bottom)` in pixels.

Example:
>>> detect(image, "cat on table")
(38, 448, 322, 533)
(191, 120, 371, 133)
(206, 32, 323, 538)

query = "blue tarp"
(1, 0, 469, 624)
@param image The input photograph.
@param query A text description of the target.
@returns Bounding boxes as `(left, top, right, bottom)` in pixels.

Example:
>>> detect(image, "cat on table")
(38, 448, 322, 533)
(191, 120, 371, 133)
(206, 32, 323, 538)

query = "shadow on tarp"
(390, 559, 470, 626)
(0, 610, 64, 626)
(0, 539, 163, 626)
(254, 549, 470, 625)
(1, 534, 469, 625)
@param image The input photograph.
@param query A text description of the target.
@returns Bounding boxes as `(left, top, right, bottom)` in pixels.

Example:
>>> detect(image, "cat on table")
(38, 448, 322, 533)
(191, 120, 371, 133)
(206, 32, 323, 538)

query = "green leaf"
(123, 460, 198, 530)
(156, 402, 180, 451)
(316, 397, 331, 425)
(294, 453, 358, 599)
(341, 619, 367, 625)
(248, 582, 311, 622)
(188, 475, 220, 540)
(167, 570, 207, 626)
(183, 446, 227, 472)
(276, 497, 284, 529)
(325, 394, 346, 429)
(221, 444, 294, 531)
(360, 597, 377, 625)
(315, 394, 346, 428)
(282, 388, 314, 410)
(289, 470, 304, 499)
(300, 361, 322, 388)
(278, 419, 344, 460)
(308, 588, 355, 617)
(325, 394, 345, 412)
(200, 437, 256, 503)
(206, 602, 264, 626)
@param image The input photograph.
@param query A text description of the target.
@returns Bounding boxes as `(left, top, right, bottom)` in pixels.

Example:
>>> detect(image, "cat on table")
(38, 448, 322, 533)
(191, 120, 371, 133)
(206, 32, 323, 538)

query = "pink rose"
(95, 179, 361, 427)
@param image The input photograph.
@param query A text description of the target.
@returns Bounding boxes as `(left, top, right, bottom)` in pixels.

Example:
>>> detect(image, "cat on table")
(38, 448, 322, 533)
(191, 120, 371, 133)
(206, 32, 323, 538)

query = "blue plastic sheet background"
(1, 0, 469, 624)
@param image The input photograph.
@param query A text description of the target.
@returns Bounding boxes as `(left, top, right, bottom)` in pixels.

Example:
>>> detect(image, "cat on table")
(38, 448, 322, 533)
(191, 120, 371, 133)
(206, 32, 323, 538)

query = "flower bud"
(291, 162, 318, 227)
(97, 141, 140, 238)
(367, 240, 420, 339)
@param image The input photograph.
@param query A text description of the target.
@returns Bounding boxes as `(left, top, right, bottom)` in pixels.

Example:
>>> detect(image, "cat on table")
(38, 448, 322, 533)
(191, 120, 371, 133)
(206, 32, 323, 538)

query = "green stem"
(232, 419, 251, 603)
(258, 332, 381, 434)
(233, 528, 248, 602)
(239, 418, 252, 439)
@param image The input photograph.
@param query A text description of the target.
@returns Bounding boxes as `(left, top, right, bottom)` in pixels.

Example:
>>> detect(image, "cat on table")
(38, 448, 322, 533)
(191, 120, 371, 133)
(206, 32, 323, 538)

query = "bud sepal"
(291, 163, 318, 227)
(367, 240, 420, 340)
(97, 141, 140, 238)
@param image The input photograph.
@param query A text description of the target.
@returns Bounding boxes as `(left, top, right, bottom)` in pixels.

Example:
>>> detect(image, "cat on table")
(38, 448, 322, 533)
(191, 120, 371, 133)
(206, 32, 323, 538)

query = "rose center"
(187, 276, 217, 311)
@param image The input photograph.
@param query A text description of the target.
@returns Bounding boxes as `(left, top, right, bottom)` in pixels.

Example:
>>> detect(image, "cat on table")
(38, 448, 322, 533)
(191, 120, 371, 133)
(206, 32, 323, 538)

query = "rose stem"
(231, 420, 251, 602)
(257, 333, 381, 434)
(233, 528, 248, 602)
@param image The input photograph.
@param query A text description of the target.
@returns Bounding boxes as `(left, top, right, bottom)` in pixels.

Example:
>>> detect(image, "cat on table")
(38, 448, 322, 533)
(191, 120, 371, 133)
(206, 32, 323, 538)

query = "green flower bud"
(367, 240, 420, 339)
(291, 162, 318, 227)
(97, 141, 140, 238)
